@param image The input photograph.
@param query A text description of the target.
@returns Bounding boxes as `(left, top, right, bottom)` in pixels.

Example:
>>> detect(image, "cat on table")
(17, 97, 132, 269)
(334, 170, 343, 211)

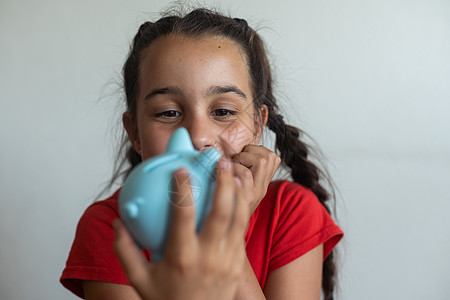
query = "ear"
(253, 104, 268, 143)
(122, 112, 141, 155)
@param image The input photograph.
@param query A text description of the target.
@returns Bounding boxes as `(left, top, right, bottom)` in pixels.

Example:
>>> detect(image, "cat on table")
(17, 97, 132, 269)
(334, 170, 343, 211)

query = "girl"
(61, 8, 343, 300)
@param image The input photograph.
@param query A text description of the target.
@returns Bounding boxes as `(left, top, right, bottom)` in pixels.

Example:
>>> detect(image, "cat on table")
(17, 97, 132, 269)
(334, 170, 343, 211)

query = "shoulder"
(78, 190, 121, 229)
(265, 180, 336, 230)
(85, 189, 121, 216)
(67, 189, 122, 263)
(263, 180, 321, 214)
(263, 180, 343, 259)
(253, 180, 332, 242)
(60, 189, 129, 297)
(266, 180, 316, 199)
(69, 189, 122, 254)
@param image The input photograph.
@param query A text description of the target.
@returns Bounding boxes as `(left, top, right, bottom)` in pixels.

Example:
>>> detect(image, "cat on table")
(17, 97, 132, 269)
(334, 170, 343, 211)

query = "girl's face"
(124, 34, 267, 161)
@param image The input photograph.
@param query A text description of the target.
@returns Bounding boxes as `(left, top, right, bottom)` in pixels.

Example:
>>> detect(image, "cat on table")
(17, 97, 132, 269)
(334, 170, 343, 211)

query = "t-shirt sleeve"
(268, 182, 343, 273)
(60, 201, 130, 298)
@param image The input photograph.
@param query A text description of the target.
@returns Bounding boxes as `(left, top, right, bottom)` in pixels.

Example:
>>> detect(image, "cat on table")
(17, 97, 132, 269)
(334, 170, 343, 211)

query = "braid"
(267, 108, 336, 298)
(246, 23, 338, 295)
(323, 251, 337, 300)
(268, 113, 328, 204)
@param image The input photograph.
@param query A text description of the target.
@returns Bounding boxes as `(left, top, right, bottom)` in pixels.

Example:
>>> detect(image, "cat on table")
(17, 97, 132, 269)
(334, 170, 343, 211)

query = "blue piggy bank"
(119, 128, 221, 261)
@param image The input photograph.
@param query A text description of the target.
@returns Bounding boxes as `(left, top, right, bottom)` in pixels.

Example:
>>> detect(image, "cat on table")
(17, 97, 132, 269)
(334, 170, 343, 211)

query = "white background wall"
(1, 0, 449, 299)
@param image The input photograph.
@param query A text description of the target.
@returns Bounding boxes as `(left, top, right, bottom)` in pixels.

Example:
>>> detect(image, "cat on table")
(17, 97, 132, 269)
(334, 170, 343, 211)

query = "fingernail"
(218, 159, 231, 169)
(174, 169, 191, 187)
(175, 168, 190, 176)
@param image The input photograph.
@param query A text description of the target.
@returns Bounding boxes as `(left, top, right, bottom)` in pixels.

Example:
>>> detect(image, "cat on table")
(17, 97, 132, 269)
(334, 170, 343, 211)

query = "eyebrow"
(144, 85, 247, 102)
(206, 85, 247, 100)
(144, 86, 183, 101)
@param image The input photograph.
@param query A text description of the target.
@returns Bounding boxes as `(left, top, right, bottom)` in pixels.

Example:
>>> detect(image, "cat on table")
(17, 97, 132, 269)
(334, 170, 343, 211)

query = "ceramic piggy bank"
(119, 128, 221, 261)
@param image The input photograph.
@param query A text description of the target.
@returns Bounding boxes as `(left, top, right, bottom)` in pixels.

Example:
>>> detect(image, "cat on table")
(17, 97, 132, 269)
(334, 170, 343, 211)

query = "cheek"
(140, 130, 171, 160)
(219, 121, 256, 157)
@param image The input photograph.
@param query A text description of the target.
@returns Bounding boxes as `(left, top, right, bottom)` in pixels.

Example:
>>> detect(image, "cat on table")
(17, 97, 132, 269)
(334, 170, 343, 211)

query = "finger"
(240, 144, 270, 156)
(200, 159, 235, 244)
(219, 179, 248, 276)
(232, 151, 265, 177)
(230, 240, 247, 280)
(166, 169, 196, 252)
(231, 162, 254, 190)
(232, 149, 256, 169)
(233, 148, 279, 183)
(236, 144, 280, 169)
(113, 219, 152, 289)
(224, 178, 249, 250)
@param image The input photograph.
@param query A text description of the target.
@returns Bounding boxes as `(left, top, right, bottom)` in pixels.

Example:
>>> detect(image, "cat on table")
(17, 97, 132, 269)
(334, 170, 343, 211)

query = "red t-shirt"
(60, 180, 343, 298)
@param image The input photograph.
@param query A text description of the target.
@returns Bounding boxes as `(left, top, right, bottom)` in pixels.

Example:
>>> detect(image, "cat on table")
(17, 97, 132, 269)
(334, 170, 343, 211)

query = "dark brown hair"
(115, 8, 338, 300)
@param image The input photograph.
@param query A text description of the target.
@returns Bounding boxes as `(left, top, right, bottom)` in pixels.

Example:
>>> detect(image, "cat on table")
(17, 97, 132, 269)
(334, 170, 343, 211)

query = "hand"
(114, 160, 249, 300)
(231, 144, 281, 219)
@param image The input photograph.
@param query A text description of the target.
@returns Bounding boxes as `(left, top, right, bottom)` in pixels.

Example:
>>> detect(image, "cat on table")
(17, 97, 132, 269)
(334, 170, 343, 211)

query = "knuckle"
(169, 250, 195, 273)
(274, 153, 281, 164)
(212, 205, 231, 223)
(269, 151, 277, 159)
(218, 264, 230, 279)
(223, 255, 244, 281)
(217, 169, 232, 184)
(259, 157, 268, 167)
(201, 255, 218, 277)
(236, 214, 249, 230)
(217, 256, 231, 275)
(230, 263, 243, 281)
(241, 168, 252, 179)
(235, 210, 249, 230)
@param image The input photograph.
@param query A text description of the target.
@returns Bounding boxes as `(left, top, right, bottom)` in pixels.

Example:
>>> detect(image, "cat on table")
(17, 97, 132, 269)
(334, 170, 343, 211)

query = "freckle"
(218, 45, 221, 48)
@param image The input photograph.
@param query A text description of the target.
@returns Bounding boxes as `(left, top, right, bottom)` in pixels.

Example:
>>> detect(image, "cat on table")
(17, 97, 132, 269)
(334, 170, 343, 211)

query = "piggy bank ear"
(122, 112, 142, 155)
(166, 128, 195, 153)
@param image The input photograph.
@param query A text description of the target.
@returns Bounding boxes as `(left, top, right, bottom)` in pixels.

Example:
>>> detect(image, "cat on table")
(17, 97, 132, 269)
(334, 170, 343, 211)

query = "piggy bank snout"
(123, 197, 145, 218)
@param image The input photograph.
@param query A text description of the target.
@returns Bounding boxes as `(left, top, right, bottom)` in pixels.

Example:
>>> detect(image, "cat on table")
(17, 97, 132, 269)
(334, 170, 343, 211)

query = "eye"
(212, 109, 236, 118)
(155, 110, 180, 118)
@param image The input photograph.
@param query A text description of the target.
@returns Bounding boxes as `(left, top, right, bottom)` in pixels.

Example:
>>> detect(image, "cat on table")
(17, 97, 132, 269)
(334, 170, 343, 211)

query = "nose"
(185, 119, 216, 151)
